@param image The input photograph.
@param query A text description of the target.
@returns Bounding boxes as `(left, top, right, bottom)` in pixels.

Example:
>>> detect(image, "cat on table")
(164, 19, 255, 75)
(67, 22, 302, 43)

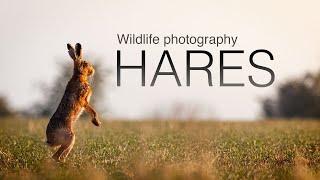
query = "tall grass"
(0, 118, 319, 179)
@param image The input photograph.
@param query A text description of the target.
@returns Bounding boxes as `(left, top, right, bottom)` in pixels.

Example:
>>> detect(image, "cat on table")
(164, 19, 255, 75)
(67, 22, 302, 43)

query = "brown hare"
(46, 43, 101, 162)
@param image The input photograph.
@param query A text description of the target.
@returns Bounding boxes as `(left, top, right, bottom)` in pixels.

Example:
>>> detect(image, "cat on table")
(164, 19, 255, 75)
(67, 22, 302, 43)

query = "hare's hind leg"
(52, 131, 75, 161)
(60, 135, 75, 160)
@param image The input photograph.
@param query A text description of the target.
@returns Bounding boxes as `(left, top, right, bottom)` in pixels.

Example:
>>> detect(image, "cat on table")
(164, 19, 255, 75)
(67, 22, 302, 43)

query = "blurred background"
(0, 0, 319, 121)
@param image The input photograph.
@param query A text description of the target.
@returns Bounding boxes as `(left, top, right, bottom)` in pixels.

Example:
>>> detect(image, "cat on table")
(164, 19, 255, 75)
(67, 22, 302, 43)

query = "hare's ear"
(67, 43, 76, 61)
(75, 43, 82, 59)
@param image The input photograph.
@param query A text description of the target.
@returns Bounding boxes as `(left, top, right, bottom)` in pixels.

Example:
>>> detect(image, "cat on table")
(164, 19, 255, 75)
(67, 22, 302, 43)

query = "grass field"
(0, 118, 319, 180)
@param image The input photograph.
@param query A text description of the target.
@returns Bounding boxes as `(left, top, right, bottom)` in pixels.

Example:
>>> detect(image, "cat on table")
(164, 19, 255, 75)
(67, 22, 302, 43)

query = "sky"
(0, 0, 319, 120)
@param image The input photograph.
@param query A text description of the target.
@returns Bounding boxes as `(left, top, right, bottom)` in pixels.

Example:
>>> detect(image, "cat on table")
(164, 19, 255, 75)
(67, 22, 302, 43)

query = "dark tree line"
(0, 96, 14, 117)
(262, 71, 320, 119)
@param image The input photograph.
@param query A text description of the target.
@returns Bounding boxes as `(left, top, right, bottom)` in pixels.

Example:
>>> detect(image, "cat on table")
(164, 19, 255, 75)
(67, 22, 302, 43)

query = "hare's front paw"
(92, 117, 101, 127)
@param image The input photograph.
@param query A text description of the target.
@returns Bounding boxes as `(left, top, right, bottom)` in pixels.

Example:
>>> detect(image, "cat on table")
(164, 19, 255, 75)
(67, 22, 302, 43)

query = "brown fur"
(46, 43, 101, 162)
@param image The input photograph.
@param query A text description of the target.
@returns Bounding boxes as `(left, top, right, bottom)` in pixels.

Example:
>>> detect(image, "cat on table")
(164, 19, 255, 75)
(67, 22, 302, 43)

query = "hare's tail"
(46, 140, 56, 147)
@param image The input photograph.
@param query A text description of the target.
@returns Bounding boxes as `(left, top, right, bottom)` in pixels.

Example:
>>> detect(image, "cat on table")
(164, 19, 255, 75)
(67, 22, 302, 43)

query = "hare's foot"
(52, 154, 63, 162)
(52, 132, 75, 162)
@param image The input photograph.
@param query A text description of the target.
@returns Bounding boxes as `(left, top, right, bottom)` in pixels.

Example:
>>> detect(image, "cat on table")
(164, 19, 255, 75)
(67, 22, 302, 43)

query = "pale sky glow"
(0, 0, 319, 120)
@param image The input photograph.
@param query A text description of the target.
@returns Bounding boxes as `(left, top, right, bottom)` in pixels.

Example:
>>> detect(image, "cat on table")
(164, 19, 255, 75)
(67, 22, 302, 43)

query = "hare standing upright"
(46, 43, 101, 162)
